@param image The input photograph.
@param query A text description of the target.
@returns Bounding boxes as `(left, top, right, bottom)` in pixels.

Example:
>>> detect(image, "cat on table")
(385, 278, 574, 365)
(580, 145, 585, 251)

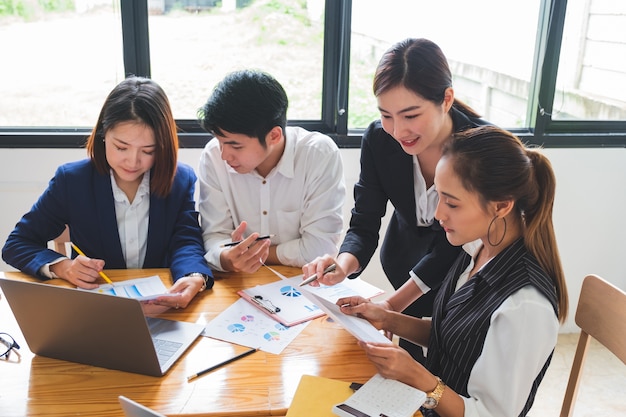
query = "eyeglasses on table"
(0, 332, 21, 361)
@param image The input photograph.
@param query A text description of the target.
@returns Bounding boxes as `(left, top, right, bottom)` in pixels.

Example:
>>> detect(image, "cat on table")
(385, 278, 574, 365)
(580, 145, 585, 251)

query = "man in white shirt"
(197, 69, 346, 273)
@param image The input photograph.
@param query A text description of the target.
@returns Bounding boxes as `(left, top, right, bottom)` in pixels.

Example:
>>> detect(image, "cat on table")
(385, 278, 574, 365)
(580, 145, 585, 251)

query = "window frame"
(0, 0, 624, 149)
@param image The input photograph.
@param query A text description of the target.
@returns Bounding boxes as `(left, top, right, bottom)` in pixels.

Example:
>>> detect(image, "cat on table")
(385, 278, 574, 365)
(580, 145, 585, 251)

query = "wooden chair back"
(52, 225, 71, 256)
(559, 274, 626, 417)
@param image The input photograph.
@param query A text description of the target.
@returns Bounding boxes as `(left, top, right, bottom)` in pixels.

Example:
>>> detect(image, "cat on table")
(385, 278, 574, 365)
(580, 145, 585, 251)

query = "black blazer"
(2, 159, 213, 285)
(340, 106, 488, 317)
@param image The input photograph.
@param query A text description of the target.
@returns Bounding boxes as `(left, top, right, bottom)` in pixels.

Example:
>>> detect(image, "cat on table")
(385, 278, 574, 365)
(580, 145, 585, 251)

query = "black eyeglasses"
(0, 332, 21, 360)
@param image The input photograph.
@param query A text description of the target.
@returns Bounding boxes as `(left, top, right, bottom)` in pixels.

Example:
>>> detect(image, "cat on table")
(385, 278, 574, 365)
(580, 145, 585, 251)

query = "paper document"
(202, 298, 310, 354)
(238, 275, 385, 327)
(301, 287, 390, 344)
(81, 275, 169, 301)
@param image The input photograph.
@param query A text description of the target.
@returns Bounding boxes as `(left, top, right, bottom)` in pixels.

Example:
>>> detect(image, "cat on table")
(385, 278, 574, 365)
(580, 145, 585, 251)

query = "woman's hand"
(302, 255, 347, 286)
(359, 342, 424, 386)
(337, 296, 389, 330)
(147, 274, 205, 311)
(50, 256, 105, 289)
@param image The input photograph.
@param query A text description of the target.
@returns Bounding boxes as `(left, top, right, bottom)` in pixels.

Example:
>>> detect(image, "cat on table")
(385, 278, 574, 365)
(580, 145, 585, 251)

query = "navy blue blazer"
(2, 159, 213, 286)
(340, 106, 488, 317)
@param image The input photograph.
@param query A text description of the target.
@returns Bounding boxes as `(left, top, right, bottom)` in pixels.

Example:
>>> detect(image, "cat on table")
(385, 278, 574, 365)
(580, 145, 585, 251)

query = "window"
(0, 1, 124, 128)
(0, 0, 625, 147)
(148, 0, 325, 121)
(551, 0, 626, 121)
(348, 0, 543, 130)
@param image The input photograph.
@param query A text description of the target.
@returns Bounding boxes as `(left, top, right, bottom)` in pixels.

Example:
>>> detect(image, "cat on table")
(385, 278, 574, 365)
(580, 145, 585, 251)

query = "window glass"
(552, 1, 626, 121)
(0, 1, 124, 127)
(148, 0, 325, 121)
(348, 0, 541, 130)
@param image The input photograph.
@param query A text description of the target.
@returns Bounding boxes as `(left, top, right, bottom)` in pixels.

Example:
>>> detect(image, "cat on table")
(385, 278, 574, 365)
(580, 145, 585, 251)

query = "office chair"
(559, 274, 626, 417)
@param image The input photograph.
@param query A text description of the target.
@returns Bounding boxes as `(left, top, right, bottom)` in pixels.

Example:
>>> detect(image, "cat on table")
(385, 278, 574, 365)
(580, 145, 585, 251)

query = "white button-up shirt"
(111, 170, 150, 268)
(198, 126, 345, 271)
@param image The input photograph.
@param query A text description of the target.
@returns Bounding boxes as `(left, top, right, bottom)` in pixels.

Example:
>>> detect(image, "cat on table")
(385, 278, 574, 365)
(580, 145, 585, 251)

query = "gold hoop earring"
(487, 215, 507, 246)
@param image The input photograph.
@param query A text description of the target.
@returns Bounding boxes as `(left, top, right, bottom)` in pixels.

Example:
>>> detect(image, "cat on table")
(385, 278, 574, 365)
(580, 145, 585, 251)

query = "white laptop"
(0, 277, 204, 377)
(119, 395, 167, 417)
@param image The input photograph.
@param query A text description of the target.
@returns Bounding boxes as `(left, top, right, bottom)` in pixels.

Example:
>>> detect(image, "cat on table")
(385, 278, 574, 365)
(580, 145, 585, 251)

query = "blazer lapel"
(383, 139, 417, 224)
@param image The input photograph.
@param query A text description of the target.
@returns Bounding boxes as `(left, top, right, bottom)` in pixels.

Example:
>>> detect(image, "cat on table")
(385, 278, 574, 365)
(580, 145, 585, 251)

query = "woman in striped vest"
(338, 125, 568, 417)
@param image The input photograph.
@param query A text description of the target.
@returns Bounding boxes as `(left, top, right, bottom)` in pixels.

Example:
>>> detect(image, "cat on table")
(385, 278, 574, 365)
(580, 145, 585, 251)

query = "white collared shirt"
(110, 170, 150, 268)
(406, 156, 441, 291)
(412, 155, 439, 227)
(198, 126, 345, 271)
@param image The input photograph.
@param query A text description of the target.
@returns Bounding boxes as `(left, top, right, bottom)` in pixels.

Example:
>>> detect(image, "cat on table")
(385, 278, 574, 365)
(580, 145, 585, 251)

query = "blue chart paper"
(237, 276, 385, 327)
(81, 276, 169, 301)
(204, 276, 385, 354)
(238, 277, 323, 326)
(202, 298, 310, 354)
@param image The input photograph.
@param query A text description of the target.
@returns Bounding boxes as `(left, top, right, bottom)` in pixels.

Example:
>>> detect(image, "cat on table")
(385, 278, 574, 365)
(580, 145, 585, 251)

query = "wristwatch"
(422, 377, 446, 409)
(185, 272, 210, 292)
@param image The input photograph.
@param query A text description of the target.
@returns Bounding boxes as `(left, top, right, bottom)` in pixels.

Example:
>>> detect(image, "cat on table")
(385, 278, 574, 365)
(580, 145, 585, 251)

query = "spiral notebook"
(332, 373, 426, 417)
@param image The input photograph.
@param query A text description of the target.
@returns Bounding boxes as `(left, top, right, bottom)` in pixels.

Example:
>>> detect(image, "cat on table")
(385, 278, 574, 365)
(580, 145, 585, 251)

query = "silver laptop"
(0, 277, 204, 377)
(119, 395, 167, 417)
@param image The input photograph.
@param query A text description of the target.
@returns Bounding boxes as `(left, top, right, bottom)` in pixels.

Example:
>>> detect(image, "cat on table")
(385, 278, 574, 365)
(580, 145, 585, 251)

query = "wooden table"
(0, 267, 377, 417)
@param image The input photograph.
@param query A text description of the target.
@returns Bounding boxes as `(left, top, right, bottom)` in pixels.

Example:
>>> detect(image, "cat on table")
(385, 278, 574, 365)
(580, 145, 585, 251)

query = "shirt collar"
(272, 126, 296, 179)
(462, 239, 483, 258)
(110, 169, 151, 203)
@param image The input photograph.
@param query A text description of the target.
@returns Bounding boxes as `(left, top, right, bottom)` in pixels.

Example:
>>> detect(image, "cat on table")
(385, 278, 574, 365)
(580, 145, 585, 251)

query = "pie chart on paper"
(263, 331, 281, 341)
(228, 323, 246, 333)
(280, 285, 301, 297)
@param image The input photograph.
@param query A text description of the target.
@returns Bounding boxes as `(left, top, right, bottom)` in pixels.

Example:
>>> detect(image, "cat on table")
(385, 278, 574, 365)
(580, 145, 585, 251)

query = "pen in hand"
(299, 263, 337, 287)
(220, 234, 275, 248)
(187, 347, 259, 381)
(70, 242, 114, 285)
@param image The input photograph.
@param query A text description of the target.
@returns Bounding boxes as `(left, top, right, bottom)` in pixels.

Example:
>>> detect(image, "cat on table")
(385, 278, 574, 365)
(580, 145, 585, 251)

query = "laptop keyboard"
(152, 338, 183, 366)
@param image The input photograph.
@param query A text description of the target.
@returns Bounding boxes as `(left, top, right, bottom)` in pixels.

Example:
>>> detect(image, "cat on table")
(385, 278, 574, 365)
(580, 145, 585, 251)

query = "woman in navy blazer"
(302, 39, 489, 360)
(2, 77, 212, 310)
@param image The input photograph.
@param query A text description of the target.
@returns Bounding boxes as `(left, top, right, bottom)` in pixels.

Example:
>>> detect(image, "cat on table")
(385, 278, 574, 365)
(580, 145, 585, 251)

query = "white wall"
(1, 147, 624, 333)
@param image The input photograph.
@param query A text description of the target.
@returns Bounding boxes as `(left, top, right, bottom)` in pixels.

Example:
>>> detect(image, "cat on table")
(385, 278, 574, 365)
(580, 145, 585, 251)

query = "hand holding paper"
(300, 287, 390, 344)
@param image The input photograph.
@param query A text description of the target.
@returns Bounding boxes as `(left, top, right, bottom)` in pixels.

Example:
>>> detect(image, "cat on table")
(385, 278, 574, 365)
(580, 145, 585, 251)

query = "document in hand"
(80, 276, 169, 301)
(332, 373, 426, 417)
(300, 287, 390, 344)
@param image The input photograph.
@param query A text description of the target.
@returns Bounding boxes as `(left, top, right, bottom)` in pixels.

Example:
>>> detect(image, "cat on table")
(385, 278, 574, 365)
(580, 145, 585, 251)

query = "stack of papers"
(203, 275, 386, 354)
(238, 275, 384, 327)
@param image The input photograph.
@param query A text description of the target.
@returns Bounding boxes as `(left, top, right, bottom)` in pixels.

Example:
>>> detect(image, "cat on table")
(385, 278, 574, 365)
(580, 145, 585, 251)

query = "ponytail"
(523, 150, 568, 322)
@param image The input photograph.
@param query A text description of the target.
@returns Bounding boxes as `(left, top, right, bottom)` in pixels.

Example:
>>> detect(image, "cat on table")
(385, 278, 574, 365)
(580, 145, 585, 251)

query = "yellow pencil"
(70, 242, 114, 285)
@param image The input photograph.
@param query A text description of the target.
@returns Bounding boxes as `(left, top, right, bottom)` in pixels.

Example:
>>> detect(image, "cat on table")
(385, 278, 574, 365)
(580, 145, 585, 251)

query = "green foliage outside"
(0, 0, 74, 20)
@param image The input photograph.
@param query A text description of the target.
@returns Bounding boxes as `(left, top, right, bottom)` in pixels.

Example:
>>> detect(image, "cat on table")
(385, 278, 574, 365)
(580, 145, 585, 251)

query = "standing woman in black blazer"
(302, 38, 489, 360)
